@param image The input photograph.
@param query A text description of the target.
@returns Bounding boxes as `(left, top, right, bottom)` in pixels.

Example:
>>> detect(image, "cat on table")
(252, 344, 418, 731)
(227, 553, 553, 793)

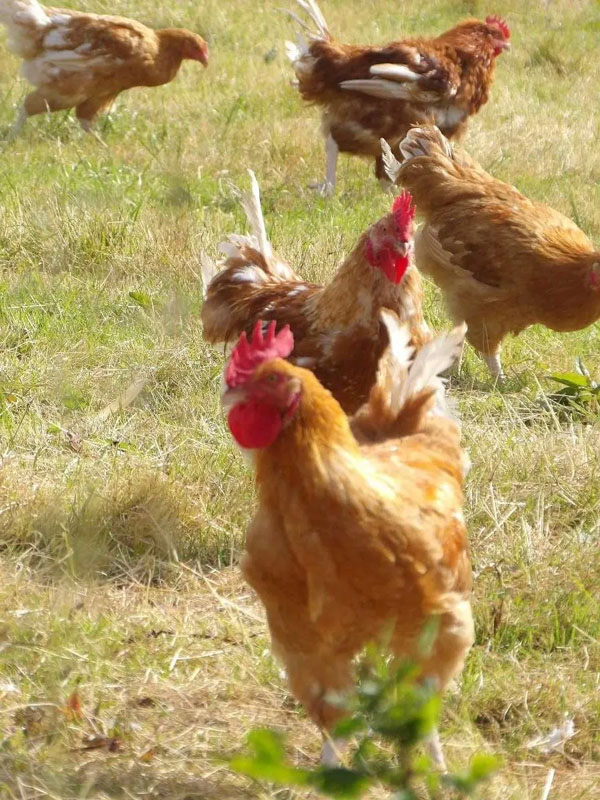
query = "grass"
(0, 0, 599, 796)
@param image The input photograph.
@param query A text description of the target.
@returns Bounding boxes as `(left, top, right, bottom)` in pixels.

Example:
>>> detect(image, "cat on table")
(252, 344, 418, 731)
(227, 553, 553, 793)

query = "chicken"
(285, 0, 510, 193)
(201, 172, 430, 414)
(222, 315, 473, 769)
(383, 126, 600, 379)
(0, 0, 208, 137)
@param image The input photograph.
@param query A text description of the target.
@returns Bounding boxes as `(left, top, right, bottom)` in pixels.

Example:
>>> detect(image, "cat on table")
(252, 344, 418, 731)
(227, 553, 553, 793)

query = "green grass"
(0, 0, 599, 797)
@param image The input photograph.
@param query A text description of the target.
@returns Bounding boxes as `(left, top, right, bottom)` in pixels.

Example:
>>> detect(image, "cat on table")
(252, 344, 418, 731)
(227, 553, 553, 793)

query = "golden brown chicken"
(0, 0, 208, 136)
(222, 314, 473, 768)
(383, 126, 600, 379)
(202, 173, 430, 414)
(285, 0, 510, 193)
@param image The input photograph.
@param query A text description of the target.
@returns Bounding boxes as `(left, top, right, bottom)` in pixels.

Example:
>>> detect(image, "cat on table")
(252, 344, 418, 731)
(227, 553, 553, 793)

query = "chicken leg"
(7, 106, 27, 140)
(483, 352, 505, 381)
(425, 728, 447, 772)
(310, 133, 338, 196)
(321, 735, 347, 767)
(8, 89, 73, 139)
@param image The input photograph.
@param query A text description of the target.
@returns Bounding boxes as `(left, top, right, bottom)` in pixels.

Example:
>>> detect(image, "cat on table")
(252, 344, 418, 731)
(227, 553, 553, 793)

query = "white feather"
(377, 311, 466, 419)
(47, 12, 71, 24)
(43, 27, 69, 48)
(380, 139, 401, 184)
(401, 323, 466, 416)
(370, 63, 420, 82)
(241, 170, 272, 260)
(0, 0, 49, 28)
(340, 78, 439, 103)
(379, 309, 414, 373)
(295, 0, 329, 39)
(339, 78, 414, 100)
(285, 39, 301, 63)
(0, 0, 50, 57)
(377, 310, 415, 413)
(228, 266, 268, 285)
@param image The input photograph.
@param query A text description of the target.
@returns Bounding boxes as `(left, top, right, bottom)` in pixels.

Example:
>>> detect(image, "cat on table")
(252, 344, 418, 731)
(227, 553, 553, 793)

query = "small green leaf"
(129, 291, 153, 310)
(550, 372, 589, 388)
(310, 767, 371, 798)
(443, 752, 500, 792)
(229, 756, 311, 786)
(468, 752, 501, 781)
(333, 716, 366, 739)
(246, 728, 285, 763)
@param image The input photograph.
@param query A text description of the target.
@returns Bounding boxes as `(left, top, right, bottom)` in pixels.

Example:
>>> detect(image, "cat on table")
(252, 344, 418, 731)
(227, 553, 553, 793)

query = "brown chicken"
(285, 0, 510, 193)
(222, 314, 473, 768)
(0, 0, 208, 136)
(383, 126, 600, 379)
(201, 172, 430, 414)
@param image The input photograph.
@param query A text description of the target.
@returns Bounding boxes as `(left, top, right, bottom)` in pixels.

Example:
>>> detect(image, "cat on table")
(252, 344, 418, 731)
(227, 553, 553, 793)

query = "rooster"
(222, 315, 473, 769)
(285, 0, 510, 193)
(0, 0, 208, 137)
(201, 172, 430, 414)
(382, 126, 600, 379)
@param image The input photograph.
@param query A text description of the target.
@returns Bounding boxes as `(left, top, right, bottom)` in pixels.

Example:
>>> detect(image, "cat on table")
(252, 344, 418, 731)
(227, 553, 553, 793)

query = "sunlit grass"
(0, 0, 599, 797)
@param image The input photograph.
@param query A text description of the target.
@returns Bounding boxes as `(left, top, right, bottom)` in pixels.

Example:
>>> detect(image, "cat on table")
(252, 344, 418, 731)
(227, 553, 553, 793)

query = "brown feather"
(202, 219, 430, 414)
(237, 355, 472, 733)
(397, 127, 600, 361)
(293, 18, 506, 179)
(8, 4, 207, 126)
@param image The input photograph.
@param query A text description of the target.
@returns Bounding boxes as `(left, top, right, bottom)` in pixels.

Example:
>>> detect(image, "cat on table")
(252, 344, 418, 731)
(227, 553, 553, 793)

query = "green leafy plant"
(546, 359, 600, 417)
(229, 653, 498, 798)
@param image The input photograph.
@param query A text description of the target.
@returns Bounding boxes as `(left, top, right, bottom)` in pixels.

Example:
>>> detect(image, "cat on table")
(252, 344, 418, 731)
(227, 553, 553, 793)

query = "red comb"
(486, 15, 510, 39)
(392, 190, 416, 232)
(225, 320, 294, 388)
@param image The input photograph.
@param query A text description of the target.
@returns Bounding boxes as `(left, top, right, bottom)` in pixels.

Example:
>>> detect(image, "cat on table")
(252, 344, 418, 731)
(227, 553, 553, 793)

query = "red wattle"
(392, 255, 410, 284)
(378, 253, 409, 284)
(228, 402, 283, 449)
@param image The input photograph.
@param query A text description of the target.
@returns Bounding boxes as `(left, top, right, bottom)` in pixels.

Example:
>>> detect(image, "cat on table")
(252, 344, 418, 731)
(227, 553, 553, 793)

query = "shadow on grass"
(0, 470, 242, 582)
(0, 762, 258, 800)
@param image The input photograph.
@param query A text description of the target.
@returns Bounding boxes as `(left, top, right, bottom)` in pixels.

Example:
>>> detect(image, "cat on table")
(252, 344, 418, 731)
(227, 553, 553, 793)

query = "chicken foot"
(321, 735, 347, 767)
(483, 352, 505, 381)
(425, 727, 447, 772)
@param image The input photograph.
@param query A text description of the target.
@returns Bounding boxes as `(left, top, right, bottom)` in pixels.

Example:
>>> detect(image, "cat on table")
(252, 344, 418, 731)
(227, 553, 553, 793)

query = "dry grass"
(0, 0, 599, 797)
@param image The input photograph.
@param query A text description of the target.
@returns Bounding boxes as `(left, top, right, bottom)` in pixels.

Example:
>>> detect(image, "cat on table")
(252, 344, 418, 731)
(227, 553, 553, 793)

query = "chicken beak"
(395, 242, 410, 258)
(222, 386, 246, 412)
(287, 377, 302, 399)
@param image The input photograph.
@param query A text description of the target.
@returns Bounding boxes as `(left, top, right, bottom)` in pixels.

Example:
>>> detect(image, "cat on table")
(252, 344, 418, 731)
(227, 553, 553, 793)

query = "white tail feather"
(218, 171, 272, 261)
(241, 170, 272, 259)
(217, 174, 298, 282)
(401, 323, 466, 415)
(380, 139, 401, 184)
(377, 309, 415, 412)
(295, 0, 329, 38)
(379, 312, 466, 418)
(284, 0, 329, 41)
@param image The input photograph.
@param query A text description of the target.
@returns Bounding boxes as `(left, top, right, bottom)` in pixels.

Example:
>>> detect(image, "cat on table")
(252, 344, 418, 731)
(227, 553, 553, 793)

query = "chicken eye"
(266, 374, 279, 384)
